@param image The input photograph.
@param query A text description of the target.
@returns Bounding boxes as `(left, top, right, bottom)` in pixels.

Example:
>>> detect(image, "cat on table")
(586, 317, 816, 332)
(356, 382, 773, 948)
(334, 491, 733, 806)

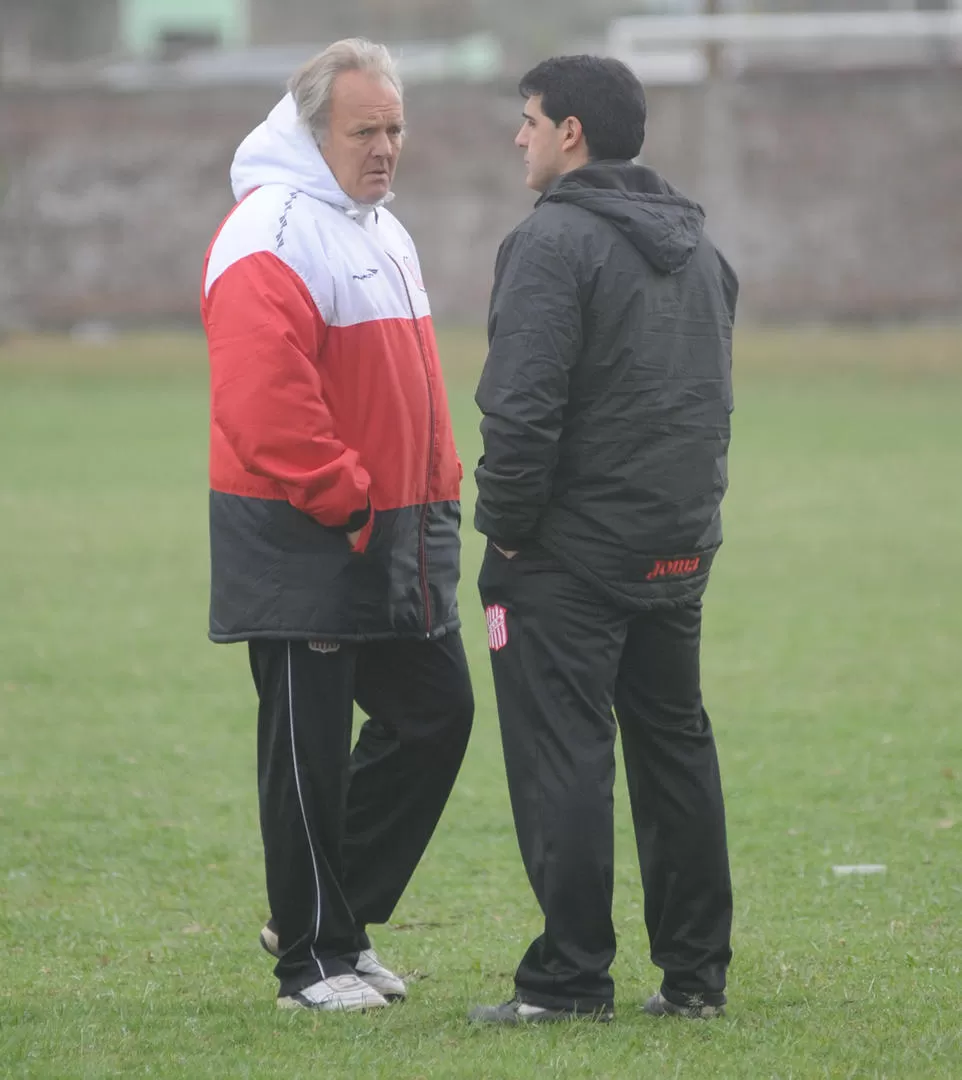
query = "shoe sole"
(276, 996, 387, 1012)
(646, 1006, 725, 1019)
(468, 1007, 613, 1025)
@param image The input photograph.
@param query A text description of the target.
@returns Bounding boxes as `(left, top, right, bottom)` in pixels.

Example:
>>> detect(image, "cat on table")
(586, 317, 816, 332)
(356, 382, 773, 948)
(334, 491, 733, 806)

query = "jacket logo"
(352, 268, 379, 281)
(275, 192, 298, 250)
(485, 604, 509, 651)
(308, 640, 341, 654)
(645, 557, 702, 581)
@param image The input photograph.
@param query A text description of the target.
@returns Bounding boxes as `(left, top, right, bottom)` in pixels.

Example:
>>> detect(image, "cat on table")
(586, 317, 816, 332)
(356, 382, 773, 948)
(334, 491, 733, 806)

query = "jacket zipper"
(387, 253, 435, 637)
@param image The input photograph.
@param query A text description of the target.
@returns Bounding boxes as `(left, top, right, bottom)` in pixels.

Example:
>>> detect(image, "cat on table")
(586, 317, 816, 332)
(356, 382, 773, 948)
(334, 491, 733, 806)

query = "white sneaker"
(355, 948, 407, 1001)
(260, 923, 406, 1002)
(277, 973, 389, 1012)
(259, 922, 280, 957)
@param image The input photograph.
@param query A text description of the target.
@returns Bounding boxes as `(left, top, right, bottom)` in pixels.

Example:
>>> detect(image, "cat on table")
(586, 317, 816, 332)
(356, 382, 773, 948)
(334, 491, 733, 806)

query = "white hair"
(289, 38, 403, 144)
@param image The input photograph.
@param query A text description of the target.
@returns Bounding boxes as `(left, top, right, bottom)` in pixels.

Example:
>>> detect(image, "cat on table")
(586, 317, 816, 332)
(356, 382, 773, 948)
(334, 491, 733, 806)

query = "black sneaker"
(643, 990, 726, 1019)
(468, 997, 614, 1025)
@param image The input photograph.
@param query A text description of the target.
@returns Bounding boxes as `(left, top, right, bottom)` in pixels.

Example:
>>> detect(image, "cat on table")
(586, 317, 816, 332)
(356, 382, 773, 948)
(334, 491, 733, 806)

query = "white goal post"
(606, 9, 962, 82)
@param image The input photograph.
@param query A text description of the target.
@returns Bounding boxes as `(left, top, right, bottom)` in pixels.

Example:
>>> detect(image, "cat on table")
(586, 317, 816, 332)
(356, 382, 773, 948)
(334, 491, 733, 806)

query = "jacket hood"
(540, 162, 704, 274)
(230, 93, 393, 219)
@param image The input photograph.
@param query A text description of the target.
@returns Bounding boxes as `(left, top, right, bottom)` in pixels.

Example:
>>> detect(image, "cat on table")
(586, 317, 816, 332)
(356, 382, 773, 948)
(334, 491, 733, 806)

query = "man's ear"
(561, 115, 584, 153)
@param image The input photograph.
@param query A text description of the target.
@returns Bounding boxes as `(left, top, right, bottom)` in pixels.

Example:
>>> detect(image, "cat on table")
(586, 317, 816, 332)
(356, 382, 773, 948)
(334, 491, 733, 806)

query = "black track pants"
(248, 632, 473, 996)
(479, 544, 732, 1011)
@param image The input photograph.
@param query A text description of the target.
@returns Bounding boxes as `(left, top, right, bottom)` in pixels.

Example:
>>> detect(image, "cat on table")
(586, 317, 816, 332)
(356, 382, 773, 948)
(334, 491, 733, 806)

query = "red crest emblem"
(485, 604, 509, 651)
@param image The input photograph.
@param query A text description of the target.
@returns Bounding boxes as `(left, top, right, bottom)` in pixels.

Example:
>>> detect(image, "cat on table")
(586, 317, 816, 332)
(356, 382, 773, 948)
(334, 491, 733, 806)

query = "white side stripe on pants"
(286, 642, 326, 981)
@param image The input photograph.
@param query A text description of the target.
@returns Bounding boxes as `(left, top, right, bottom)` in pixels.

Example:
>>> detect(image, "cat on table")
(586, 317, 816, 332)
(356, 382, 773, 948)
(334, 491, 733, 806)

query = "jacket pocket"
(350, 510, 377, 554)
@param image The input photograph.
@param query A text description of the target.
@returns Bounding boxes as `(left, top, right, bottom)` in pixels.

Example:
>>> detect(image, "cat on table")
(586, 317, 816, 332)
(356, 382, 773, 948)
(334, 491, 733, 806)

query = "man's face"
(321, 70, 404, 205)
(515, 94, 567, 193)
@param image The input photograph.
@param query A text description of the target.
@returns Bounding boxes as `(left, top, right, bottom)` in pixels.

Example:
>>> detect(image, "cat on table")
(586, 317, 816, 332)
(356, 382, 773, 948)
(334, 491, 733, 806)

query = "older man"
(201, 39, 473, 1012)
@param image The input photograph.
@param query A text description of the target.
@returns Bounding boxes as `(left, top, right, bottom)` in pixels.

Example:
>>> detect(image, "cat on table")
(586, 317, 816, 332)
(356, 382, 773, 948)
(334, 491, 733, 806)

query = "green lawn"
(1, 328, 960, 1079)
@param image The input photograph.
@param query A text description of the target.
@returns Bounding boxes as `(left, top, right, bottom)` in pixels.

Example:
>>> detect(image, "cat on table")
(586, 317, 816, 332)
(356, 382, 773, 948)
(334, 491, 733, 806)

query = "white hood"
(229, 94, 393, 219)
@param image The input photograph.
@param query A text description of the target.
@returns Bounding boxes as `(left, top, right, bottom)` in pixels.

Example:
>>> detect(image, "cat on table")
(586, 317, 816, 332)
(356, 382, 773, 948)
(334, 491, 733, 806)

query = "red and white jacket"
(201, 94, 462, 642)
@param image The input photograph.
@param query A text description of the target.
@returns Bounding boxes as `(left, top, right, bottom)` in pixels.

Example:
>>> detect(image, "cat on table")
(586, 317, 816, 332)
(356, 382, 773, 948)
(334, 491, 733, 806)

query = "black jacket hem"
(209, 617, 461, 645)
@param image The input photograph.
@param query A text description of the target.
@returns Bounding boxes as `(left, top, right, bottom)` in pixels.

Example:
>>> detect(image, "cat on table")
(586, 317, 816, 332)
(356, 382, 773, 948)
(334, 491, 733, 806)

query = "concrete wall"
(0, 0, 119, 68)
(0, 66, 960, 329)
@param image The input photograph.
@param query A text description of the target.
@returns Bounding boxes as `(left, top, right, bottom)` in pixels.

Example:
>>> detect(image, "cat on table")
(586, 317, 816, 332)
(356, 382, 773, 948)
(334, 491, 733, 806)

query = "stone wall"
(0, 66, 960, 329)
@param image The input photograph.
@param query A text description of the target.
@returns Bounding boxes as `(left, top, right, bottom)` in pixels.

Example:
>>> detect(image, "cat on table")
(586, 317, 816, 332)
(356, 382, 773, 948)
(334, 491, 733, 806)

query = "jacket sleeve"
(717, 249, 739, 327)
(474, 229, 582, 545)
(205, 250, 371, 530)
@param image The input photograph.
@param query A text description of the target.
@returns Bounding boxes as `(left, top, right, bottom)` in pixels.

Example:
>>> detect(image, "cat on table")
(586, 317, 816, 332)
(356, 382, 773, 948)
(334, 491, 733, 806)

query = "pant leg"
(478, 542, 627, 1012)
(339, 631, 474, 938)
(249, 639, 362, 996)
(613, 600, 733, 1004)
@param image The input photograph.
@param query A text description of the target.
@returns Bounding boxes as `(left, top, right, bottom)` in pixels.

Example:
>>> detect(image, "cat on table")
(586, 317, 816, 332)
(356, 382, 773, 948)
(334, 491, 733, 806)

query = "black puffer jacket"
(474, 162, 737, 608)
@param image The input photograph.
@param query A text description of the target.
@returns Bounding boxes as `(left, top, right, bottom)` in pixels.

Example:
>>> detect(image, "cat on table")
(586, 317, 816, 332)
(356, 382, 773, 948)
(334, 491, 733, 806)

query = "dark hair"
(519, 55, 647, 161)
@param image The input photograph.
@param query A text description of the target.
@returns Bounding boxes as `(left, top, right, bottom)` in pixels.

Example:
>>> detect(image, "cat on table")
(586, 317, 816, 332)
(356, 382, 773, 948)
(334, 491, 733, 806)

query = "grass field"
(1, 327, 961, 1079)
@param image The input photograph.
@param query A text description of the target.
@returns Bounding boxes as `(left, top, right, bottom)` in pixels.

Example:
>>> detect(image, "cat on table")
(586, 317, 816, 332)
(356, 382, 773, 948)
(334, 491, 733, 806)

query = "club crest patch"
(485, 604, 509, 651)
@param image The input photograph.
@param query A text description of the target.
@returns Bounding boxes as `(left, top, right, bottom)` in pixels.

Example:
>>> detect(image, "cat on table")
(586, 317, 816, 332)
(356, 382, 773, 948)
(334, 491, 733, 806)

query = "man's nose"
(371, 129, 393, 157)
